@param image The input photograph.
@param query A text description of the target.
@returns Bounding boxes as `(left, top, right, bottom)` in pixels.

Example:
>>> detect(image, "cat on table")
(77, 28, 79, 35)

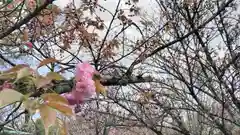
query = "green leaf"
(15, 67, 31, 82)
(0, 72, 16, 80)
(34, 75, 52, 89)
(4, 64, 29, 73)
(42, 93, 69, 105)
(46, 72, 64, 81)
(34, 72, 64, 89)
(46, 102, 73, 116)
(0, 89, 23, 108)
(55, 118, 68, 135)
(47, 4, 52, 9)
(1, 126, 32, 135)
(23, 98, 40, 114)
(6, 0, 13, 4)
(39, 104, 57, 135)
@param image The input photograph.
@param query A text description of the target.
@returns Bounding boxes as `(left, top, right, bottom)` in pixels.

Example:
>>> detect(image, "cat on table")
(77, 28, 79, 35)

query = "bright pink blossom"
(61, 92, 80, 105)
(61, 62, 96, 105)
(25, 42, 33, 48)
(7, 4, 13, 9)
(75, 79, 95, 97)
(75, 62, 95, 81)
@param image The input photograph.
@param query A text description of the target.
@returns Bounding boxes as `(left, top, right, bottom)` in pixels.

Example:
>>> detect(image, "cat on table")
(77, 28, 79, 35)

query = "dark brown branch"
(102, 75, 153, 86)
(96, 0, 121, 65)
(53, 75, 154, 95)
(147, 0, 234, 58)
(0, 110, 27, 131)
(0, 0, 52, 39)
(0, 53, 15, 66)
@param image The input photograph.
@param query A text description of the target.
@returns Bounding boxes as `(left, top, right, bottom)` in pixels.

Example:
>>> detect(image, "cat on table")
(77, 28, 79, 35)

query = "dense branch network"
(1, 0, 240, 134)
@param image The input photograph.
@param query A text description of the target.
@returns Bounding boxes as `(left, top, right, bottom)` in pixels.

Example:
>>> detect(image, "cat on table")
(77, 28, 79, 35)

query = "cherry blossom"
(25, 42, 33, 48)
(75, 62, 95, 81)
(61, 62, 96, 105)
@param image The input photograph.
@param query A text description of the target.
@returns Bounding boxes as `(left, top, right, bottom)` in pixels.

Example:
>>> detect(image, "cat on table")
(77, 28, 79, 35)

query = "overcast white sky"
(46, 0, 159, 77)
(0, 0, 226, 77)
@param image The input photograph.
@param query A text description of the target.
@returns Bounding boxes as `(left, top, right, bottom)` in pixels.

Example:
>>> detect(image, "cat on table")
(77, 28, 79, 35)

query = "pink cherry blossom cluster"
(61, 62, 96, 105)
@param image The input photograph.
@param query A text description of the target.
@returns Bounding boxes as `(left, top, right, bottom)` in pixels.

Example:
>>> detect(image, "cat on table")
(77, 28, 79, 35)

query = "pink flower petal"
(61, 62, 96, 105)
(75, 62, 95, 81)
(75, 80, 95, 97)
(61, 92, 82, 105)
(7, 4, 13, 9)
(25, 42, 33, 48)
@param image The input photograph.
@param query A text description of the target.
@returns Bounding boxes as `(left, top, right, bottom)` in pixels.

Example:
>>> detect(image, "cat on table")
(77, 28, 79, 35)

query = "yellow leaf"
(0, 89, 23, 108)
(15, 67, 31, 82)
(4, 64, 29, 73)
(95, 80, 107, 96)
(38, 58, 58, 68)
(42, 93, 69, 105)
(60, 123, 68, 135)
(22, 93, 32, 101)
(46, 72, 64, 81)
(46, 102, 73, 116)
(34, 75, 52, 89)
(39, 104, 57, 135)
(23, 98, 39, 114)
(0, 72, 16, 80)
(56, 118, 68, 135)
